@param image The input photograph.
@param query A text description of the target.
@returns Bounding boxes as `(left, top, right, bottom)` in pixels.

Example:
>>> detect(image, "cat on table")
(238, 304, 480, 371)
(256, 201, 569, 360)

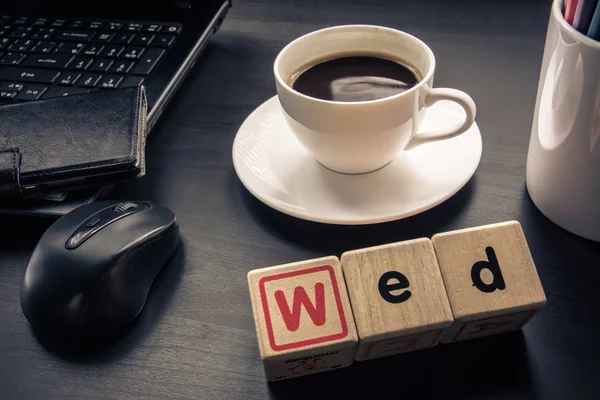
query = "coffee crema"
(290, 54, 420, 102)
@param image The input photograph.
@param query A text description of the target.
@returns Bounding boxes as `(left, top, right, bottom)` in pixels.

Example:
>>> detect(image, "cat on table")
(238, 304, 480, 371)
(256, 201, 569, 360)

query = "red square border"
(259, 265, 349, 351)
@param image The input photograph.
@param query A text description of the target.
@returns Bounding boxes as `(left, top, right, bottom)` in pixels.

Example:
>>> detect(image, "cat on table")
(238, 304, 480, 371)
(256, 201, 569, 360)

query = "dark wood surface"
(2, 0, 600, 399)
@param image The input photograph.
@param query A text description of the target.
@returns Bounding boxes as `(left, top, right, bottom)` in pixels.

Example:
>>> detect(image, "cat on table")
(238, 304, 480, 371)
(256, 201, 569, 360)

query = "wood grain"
(247, 256, 357, 381)
(2, 0, 600, 399)
(432, 221, 546, 342)
(341, 238, 453, 360)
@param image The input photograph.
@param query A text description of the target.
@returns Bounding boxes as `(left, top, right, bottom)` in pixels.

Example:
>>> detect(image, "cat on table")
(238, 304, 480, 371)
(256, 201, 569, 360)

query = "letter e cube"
(342, 238, 454, 361)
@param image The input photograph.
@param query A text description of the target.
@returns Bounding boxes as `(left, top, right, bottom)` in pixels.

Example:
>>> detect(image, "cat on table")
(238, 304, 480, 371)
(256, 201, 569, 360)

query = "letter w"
(274, 283, 326, 331)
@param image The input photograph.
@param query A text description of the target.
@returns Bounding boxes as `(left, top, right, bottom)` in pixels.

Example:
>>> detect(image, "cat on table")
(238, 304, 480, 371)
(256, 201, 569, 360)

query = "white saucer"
(233, 96, 482, 225)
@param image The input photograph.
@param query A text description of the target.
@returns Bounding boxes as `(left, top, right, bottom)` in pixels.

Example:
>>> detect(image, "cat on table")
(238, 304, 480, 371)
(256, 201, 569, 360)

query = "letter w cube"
(247, 256, 358, 381)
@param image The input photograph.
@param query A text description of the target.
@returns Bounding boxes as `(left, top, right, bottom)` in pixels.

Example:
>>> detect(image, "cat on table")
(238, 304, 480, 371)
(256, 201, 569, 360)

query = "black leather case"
(0, 86, 147, 201)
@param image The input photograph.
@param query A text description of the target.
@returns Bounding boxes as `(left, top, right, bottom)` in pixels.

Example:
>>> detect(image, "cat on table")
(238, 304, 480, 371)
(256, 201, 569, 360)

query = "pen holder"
(526, 0, 600, 241)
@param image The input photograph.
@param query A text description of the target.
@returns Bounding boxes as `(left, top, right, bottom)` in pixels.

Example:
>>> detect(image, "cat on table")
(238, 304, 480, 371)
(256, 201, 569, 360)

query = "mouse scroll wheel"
(114, 202, 139, 213)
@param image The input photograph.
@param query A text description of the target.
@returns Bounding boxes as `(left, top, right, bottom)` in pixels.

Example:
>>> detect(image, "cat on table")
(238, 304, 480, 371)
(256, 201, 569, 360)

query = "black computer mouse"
(20, 200, 180, 338)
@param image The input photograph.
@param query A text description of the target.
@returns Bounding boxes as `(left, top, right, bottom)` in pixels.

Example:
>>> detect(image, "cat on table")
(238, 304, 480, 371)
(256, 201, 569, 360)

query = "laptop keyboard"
(0, 15, 181, 103)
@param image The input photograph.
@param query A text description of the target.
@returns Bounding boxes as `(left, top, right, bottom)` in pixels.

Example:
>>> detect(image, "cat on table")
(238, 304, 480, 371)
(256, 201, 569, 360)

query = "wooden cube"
(432, 221, 546, 343)
(341, 238, 454, 361)
(247, 256, 358, 381)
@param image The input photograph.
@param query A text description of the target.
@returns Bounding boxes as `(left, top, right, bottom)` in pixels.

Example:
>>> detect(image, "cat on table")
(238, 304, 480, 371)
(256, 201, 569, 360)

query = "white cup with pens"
(526, 0, 600, 241)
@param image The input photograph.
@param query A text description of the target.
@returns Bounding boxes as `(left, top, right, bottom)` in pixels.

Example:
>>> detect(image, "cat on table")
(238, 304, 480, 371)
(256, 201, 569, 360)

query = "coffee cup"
(274, 25, 477, 174)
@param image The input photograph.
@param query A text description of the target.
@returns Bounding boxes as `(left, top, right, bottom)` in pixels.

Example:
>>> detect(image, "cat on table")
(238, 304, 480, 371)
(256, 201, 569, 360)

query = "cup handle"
(405, 88, 476, 150)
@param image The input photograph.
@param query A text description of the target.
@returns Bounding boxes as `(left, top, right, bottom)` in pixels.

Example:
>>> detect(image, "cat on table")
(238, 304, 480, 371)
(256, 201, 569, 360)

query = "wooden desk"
(2, 0, 599, 398)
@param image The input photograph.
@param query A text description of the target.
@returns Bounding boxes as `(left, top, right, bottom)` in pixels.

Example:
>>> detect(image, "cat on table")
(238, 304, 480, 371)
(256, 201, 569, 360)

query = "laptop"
(0, 0, 231, 217)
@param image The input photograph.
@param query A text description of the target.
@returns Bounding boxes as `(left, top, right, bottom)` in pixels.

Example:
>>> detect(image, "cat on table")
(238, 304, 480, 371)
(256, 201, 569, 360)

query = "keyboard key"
(13, 25, 33, 33)
(9, 29, 30, 39)
(163, 24, 182, 34)
(77, 72, 102, 88)
(11, 27, 33, 38)
(0, 67, 60, 83)
(22, 53, 74, 69)
(109, 60, 135, 73)
(154, 34, 175, 48)
(121, 47, 145, 60)
(55, 30, 95, 42)
(93, 32, 114, 44)
(7, 39, 32, 52)
(51, 19, 67, 28)
(112, 32, 135, 44)
(42, 86, 89, 99)
(58, 72, 81, 85)
(71, 56, 93, 70)
(15, 84, 47, 100)
(31, 28, 55, 40)
(132, 34, 154, 46)
(0, 82, 24, 91)
(143, 24, 162, 33)
(98, 74, 123, 89)
(69, 20, 84, 29)
(32, 18, 48, 27)
(82, 44, 104, 56)
(88, 21, 104, 30)
(125, 23, 143, 32)
(29, 40, 56, 53)
(101, 45, 124, 58)
(0, 90, 17, 100)
(121, 76, 144, 88)
(131, 48, 164, 75)
(89, 59, 113, 72)
(54, 42, 85, 55)
(0, 38, 11, 50)
(106, 22, 123, 31)
(0, 52, 25, 66)
(13, 17, 28, 26)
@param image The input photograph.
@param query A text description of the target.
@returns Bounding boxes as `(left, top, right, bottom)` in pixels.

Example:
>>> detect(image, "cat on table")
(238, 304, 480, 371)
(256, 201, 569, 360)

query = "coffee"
(290, 54, 420, 102)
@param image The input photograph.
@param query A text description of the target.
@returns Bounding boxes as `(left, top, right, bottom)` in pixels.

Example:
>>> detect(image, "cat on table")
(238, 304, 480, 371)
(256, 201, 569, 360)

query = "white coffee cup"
(274, 25, 477, 174)
(527, 0, 600, 241)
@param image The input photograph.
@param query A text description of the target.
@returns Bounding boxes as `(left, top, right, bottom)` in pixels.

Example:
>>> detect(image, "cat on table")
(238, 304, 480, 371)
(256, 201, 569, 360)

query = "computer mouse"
(20, 200, 180, 338)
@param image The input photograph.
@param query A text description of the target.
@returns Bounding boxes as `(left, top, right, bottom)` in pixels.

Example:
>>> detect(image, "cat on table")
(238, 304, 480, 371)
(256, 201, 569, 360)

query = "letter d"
(471, 247, 506, 293)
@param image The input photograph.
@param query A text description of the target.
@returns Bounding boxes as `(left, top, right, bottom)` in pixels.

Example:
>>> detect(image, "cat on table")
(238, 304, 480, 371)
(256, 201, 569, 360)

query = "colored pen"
(573, 0, 598, 32)
(587, 0, 600, 39)
(565, 0, 580, 24)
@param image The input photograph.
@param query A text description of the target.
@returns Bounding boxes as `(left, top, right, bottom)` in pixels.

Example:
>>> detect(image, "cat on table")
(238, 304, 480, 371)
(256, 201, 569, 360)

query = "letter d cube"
(432, 221, 546, 343)
(247, 256, 358, 381)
